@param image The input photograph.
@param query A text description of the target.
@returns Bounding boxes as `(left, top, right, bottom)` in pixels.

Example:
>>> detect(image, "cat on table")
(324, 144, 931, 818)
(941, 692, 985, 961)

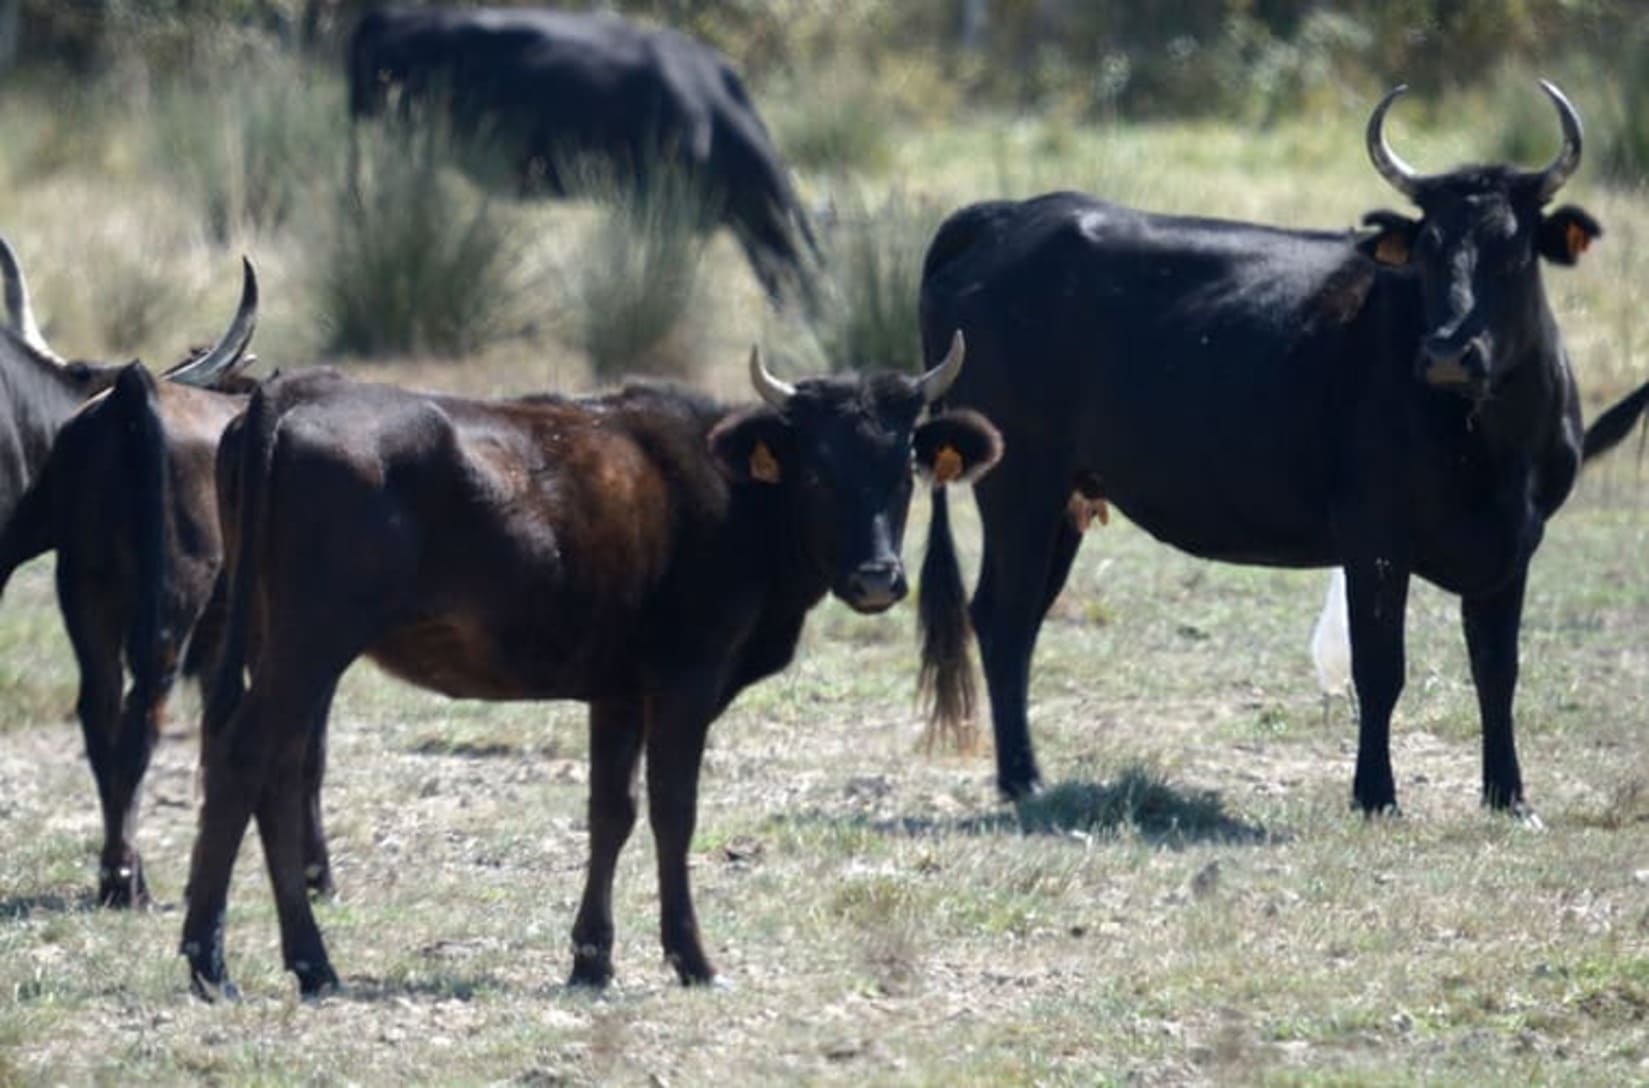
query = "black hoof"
(566, 966, 613, 989)
(98, 865, 150, 910)
(666, 951, 717, 988)
(294, 960, 341, 998)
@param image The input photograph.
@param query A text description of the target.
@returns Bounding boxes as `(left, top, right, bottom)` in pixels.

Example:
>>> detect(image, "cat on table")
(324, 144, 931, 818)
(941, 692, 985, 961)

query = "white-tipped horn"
(167, 256, 258, 389)
(916, 330, 966, 404)
(1534, 79, 1583, 202)
(0, 235, 66, 365)
(1366, 85, 1423, 200)
(748, 344, 794, 407)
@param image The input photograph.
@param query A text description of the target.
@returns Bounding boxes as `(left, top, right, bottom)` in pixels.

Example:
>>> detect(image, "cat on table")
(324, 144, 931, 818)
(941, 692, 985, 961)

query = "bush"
(317, 117, 521, 359)
(810, 189, 943, 375)
(564, 158, 716, 381)
(148, 51, 341, 243)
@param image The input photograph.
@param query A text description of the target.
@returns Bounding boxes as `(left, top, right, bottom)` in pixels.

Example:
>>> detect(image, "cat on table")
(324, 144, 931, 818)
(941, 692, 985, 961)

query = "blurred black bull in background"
(348, 4, 821, 309)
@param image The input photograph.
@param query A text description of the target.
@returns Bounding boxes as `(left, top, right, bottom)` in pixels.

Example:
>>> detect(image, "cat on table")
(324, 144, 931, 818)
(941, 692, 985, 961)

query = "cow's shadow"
(0, 891, 103, 920)
(778, 768, 1276, 848)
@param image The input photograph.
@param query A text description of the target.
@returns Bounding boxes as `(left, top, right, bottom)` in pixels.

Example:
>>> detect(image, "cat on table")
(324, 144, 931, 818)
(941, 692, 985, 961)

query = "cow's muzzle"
(843, 559, 908, 614)
(1419, 334, 1490, 392)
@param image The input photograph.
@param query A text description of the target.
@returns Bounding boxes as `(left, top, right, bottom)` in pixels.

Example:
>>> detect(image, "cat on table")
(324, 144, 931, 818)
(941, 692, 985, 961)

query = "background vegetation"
(0, 2, 1646, 1084)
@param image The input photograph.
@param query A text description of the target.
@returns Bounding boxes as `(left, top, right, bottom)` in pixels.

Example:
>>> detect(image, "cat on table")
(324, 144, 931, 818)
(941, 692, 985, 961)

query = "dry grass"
(1, 58, 1649, 1087)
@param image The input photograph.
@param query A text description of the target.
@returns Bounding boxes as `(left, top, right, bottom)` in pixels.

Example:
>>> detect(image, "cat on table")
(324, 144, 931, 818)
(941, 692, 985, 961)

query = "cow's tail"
(203, 383, 279, 740)
(112, 364, 176, 712)
(917, 471, 980, 753)
(1582, 378, 1649, 463)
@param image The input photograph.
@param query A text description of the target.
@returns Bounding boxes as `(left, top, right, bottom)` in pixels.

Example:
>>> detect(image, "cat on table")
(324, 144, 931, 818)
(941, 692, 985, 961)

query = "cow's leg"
(1344, 559, 1411, 814)
(1462, 565, 1529, 813)
(255, 677, 343, 997)
(59, 571, 149, 908)
(301, 702, 336, 900)
(970, 463, 1075, 799)
(646, 690, 717, 985)
(181, 697, 265, 1000)
(568, 695, 645, 987)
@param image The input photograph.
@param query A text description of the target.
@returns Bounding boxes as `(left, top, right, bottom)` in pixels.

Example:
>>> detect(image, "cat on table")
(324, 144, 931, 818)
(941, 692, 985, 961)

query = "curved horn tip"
(748, 343, 795, 407)
(917, 328, 967, 404)
(1366, 84, 1422, 200)
(1535, 79, 1583, 200)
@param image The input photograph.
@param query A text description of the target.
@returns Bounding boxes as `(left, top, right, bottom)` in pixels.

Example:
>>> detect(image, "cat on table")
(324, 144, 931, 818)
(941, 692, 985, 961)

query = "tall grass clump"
(318, 116, 520, 359)
(148, 51, 341, 243)
(811, 189, 943, 374)
(565, 156, 716, 380)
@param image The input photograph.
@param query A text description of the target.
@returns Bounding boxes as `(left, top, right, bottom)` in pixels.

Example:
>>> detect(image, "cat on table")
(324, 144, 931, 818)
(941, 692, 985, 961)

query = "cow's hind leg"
(182, 701, 262, 1000)
(60, 570, 150, 908)
(301, 707, 336, 900)
(568, 695, 645, 987)
(1462, 565, 1530, 815)
(970, 461, 1082, 800)
(254, 674, 345, 997)
(1345, 558, 1411, 814)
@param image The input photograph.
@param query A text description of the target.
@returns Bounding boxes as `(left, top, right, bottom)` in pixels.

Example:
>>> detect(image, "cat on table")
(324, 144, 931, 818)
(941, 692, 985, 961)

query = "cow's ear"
(1357, 210, 1418, 267)
(914, 410, 1002, 485)
(708, 408, 792, 485)
(1538, 205, 1601, 266)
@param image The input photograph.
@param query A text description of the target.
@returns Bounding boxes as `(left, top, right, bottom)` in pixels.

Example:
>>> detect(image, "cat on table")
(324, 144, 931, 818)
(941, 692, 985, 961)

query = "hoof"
(98, 865, 150, 910)
(1509, 802, 1546, 832)
(566, 963, 613, 989)
(294, 960, 341, 998)
(666, 951, 717, 988)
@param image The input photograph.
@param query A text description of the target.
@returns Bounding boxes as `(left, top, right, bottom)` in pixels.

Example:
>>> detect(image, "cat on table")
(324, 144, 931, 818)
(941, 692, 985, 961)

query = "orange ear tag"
(932, 444, 964, 484)
(1566, 221, 1591, 260)
(749, 440, 781, 483)
(1374, 233, 1409, 266)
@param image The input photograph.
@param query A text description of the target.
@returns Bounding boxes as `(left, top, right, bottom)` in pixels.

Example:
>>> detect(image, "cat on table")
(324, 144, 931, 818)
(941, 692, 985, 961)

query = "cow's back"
(921, 192, 1394, 563)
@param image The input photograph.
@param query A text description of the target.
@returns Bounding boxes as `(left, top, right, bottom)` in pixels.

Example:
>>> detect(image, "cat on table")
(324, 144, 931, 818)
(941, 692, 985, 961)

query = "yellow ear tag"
(1374, 233, 1410, 266)
(1566, 221, 1591, 260)
(933, 444, 964, 484)
(749, 440, 781, 483)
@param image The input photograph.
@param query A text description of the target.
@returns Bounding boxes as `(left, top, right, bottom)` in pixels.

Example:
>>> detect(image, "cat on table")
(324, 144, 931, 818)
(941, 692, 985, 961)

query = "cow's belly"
(367, 609, 626, 702)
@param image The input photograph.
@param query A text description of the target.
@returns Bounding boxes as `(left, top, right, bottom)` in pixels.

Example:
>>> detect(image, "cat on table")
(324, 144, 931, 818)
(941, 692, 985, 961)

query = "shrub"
(148, 51, 341, 243)
(811, 188, 943, 375)
(316, 117, 521, 359)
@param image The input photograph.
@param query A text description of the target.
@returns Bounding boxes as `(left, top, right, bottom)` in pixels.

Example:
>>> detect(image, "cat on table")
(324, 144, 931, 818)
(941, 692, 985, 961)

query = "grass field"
(2, 61, 1649, 1085)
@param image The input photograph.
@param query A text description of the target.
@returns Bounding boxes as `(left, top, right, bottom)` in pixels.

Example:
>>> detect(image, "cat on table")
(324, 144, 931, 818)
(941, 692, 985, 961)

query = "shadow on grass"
(341, 970, 508, 1003)
(775, 766, 1275, 848)
(0, 891, 102, 920)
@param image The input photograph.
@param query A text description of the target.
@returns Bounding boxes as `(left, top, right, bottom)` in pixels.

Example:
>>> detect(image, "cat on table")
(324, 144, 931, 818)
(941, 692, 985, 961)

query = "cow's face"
(1357, 82, 1599, 398)
(710, 335, 1001, 614)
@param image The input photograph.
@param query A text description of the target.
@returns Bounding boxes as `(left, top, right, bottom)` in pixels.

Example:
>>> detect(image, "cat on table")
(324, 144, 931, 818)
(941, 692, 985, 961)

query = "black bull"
(918, 82, 1649, 816)
(180, 342, 1001, 998)
(348, 5, 820, 308)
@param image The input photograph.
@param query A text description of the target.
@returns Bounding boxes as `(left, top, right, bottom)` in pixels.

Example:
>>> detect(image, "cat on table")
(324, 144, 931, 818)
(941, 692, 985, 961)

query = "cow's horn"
(1533, 79, 1583, 202)
(749, 344, 794, 407)
(168, 257, 258, 388)
(1366, 85, 1422, 200)
(0, 235, 66, 365)
(916, 330, 966, 404)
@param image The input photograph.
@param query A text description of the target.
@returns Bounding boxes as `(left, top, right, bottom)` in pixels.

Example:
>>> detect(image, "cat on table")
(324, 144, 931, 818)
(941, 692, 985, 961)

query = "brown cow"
(0, 261, 260, 907)
(181, 335, 1001, 999)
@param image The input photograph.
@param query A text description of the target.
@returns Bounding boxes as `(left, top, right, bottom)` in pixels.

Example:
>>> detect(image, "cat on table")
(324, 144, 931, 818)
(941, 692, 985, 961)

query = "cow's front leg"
(1345, 557, 1411, 814)
(645, 690, 717, 985)
(1462, 564, 1530, 813)
(568, 696, 645, 987)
